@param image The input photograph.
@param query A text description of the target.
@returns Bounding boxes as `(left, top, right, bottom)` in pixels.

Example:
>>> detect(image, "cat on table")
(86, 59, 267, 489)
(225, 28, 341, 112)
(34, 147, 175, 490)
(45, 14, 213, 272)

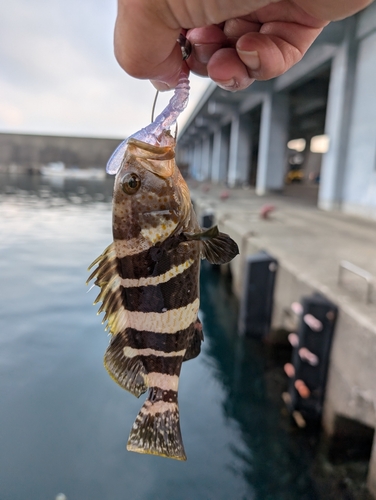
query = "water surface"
(0, 174, 319, 500)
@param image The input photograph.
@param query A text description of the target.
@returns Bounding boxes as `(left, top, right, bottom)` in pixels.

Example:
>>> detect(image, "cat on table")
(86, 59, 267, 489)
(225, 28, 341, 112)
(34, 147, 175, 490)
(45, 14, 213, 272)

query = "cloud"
(0, 0, 209, 138)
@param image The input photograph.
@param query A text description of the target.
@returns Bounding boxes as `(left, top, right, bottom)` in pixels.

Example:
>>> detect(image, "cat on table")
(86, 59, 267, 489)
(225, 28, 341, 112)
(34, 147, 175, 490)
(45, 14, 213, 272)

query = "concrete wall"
(0, 132, 122, 171)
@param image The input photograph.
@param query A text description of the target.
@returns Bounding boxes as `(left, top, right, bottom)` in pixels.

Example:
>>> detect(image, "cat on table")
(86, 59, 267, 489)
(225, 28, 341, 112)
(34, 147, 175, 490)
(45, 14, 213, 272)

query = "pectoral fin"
(184, 226, 239, 265)
(201, 231, 239, 264)
(183, 225, 219, 241)
(183, 225, 238, 264)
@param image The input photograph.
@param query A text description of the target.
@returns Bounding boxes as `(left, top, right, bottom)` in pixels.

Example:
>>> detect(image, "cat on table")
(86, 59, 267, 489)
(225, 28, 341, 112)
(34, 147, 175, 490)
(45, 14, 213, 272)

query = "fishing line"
(151, 90, 159, 123)
(174, 33, 191, 140)
(151, 34, 190, 130)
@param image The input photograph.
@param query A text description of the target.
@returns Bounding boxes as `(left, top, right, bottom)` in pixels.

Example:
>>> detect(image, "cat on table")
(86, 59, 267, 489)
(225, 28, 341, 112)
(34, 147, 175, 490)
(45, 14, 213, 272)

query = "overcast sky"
(0, 0, 209, 139)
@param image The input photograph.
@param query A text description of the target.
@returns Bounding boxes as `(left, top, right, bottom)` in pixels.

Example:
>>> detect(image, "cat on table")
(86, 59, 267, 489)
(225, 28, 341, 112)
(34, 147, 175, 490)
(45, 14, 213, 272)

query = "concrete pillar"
(228, 113, 252, 187)
(187, 147, 194, 175)
(201, 136, 212, 181)
(192, 141, 202, 180)
(318, 18, 357, 211)
(176, 146, 187, 165)
(185, 148, 191, 165)
(211, 127, 229, 183)
(256, 92, 288, 195)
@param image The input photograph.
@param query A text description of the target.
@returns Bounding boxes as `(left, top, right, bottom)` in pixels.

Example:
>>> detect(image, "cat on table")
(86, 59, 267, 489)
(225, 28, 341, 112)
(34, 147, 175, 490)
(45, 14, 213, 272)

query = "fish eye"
(121, 173, 141, 194)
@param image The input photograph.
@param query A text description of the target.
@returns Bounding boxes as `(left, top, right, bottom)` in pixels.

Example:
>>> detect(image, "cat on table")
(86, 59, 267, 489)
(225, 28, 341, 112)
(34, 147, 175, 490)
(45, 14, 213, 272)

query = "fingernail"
(193, 43, 221, 64)
(216, 78, 239, 92)
(237, 50, 260, 71)
(151, 80, 172, 91)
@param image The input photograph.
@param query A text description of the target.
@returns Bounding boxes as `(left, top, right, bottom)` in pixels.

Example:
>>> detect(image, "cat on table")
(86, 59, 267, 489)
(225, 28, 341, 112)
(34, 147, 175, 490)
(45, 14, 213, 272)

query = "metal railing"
(338, 260, 374, 304)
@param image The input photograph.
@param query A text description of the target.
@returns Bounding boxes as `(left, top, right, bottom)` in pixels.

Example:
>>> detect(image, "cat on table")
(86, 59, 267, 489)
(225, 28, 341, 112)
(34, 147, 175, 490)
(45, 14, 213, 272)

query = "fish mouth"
(128, 139, 175, 160)
(127, 139, 176, 178)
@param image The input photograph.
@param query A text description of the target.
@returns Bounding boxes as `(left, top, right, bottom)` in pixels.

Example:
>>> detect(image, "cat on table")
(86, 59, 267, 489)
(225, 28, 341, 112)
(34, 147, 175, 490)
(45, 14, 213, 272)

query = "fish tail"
(127, 388, 186, 461)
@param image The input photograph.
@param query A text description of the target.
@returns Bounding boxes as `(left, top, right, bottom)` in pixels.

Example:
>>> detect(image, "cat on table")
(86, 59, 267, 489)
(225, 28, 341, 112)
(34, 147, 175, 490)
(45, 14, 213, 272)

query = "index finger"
(114, 0, 183, 89)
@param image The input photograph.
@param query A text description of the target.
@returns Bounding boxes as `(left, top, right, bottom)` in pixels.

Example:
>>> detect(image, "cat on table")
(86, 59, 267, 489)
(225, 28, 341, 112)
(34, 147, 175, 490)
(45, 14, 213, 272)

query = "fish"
(87, 70, 239, 460)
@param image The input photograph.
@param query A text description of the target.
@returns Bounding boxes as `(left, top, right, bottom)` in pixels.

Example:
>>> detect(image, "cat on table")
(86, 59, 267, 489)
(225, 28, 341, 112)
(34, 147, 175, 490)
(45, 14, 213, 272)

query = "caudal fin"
(127, 392, 186, 461)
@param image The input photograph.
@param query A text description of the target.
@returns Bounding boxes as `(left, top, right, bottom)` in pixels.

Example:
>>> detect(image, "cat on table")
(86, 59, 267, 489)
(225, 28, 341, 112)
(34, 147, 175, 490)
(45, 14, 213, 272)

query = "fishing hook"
(177, 33, 192, 61)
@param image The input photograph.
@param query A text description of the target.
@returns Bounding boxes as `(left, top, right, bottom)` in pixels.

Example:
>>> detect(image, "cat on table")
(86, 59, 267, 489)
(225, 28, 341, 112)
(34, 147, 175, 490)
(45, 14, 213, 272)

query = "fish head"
(112, 136, 192, 250)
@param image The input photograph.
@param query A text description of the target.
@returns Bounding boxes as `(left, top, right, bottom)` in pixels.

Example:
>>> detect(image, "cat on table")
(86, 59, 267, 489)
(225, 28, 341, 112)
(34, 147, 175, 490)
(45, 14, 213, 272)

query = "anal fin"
(183, 318, 204, 362)
(104, 331, 148, 398)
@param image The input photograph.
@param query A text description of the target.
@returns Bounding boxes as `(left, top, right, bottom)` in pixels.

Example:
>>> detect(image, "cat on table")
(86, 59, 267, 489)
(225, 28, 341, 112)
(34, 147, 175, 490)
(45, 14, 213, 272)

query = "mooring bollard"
(201, 211, 214, 229)
(238, 250, 278, 338)
(284, 292, 338, 424)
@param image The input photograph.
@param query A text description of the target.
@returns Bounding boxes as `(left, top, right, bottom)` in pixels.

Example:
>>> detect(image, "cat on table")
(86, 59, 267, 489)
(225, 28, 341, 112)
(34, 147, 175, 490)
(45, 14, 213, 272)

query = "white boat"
(40, 162, 106, 180)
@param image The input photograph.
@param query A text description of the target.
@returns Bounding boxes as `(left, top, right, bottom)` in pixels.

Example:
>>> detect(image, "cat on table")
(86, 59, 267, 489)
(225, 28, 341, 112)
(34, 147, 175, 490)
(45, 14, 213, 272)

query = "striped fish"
(88, 133, 238, 460)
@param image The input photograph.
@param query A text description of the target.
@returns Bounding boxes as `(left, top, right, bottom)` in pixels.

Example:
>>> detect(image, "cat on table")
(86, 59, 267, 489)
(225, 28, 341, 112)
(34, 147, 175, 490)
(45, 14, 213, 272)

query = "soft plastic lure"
(106, 70, 190, 175)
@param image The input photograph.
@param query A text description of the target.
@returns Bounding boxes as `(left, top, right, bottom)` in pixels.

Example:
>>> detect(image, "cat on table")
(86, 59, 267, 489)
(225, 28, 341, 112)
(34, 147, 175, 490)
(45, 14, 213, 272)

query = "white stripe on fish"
(108, 298, 200, 335)
(147, 373, 180, 392)
(120, 259, 194, 288)
(138, 399, 178, 416)
(123, 346, 186, 359)
(141, 218, 178, 245)
(113, 215, 178, 255)
(114, 238, 151, 258)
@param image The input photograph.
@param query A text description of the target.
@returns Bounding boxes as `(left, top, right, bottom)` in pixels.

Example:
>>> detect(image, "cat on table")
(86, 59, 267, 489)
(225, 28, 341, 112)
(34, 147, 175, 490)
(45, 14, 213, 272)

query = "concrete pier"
(190, 184, 376, 498)
(176, 4, 376, 497)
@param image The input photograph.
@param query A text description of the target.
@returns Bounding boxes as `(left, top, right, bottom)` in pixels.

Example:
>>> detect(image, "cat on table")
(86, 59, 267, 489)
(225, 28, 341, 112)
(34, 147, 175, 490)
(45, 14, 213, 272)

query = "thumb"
(114, 0, 184, 89)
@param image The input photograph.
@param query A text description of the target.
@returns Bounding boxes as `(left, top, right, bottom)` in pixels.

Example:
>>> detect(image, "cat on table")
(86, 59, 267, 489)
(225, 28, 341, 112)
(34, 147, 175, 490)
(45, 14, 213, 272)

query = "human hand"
(114, 0, 373, 91)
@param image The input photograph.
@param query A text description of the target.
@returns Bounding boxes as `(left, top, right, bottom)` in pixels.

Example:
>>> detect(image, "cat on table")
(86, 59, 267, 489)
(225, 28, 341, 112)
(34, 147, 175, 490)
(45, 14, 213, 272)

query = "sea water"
(0, 173, 319, 500)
